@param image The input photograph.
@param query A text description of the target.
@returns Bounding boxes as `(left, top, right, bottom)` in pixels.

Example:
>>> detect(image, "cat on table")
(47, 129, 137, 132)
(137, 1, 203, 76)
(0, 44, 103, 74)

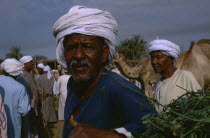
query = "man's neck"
(72, 68, 105, 99)
(161, 66, 177, 80)
(24, 67, 31, 72)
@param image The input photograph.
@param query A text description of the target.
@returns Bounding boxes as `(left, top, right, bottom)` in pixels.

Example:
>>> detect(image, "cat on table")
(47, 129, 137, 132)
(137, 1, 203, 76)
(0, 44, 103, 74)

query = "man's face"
(63, 34, 109, 83)
(37, 67, 43, 75)
(24, 60, 35, 71)
(150, 51, 173, 74)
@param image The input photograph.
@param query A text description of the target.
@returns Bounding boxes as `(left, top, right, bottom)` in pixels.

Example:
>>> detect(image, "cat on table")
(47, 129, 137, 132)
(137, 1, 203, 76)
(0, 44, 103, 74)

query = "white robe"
(153, 69, 201, 112)
(56, 75, 70, 120)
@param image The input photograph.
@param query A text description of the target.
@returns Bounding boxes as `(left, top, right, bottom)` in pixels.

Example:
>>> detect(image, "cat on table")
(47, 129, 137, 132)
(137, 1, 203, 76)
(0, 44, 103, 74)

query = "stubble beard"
(68, 59, 98, 83)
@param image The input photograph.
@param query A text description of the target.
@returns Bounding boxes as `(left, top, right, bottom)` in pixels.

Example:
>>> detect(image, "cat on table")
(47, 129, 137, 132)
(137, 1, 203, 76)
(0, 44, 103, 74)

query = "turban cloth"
(37, 63, 44, 69)
(43, 66, 56, 94)
(1, 58, 23, 76)
(43, 65, 51, 71)
(20, 56, 33, 64)
(148, 39, 180, 60)
(44, 65, 53, 80)
(53, 5, 118, 69)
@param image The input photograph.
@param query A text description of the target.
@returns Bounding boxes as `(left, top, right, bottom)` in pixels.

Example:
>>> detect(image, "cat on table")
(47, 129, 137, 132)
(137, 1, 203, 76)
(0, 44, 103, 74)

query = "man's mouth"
(72, 64, 90, 72)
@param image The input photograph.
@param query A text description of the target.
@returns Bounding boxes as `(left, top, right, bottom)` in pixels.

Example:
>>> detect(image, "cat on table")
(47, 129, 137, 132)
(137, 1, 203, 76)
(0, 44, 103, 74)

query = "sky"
(0, 0, 209, 60)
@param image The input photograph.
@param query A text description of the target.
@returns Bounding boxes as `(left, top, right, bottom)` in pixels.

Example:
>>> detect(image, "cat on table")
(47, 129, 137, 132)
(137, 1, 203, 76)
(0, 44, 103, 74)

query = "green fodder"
(140, 86, 210, 138)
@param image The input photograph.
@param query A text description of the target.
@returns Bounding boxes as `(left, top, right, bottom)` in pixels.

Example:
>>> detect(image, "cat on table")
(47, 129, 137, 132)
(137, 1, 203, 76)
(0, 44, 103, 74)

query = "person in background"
(56, 70, 70, 121)
(148, 39, 201, 112)
(20, 56, 38, 111)
(20, 56, 39, 137)
(6, 58, 32, 138)
(53, 5, 154, 138)
(36, 66, 57, 125)
(0, 58, 30, 138)
(36, 63, 44, 77)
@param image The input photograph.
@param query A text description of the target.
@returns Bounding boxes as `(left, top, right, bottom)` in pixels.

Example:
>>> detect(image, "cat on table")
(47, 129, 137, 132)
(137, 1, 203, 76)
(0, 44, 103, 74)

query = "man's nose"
(151, 58, 158, 64)
(74, 46, 85, 60)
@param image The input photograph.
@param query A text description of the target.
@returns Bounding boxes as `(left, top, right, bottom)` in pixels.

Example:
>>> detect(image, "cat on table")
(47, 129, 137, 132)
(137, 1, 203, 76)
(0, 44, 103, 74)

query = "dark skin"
(37, 67, 44, 75)
(150, 51, 177, 80)
(64, 34, 125, 138)
(24, 60, 35, 72)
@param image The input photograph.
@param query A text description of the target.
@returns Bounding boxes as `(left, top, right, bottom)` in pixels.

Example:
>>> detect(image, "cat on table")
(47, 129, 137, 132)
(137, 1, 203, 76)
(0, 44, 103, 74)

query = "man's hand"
(68, 117, 125, 138)
(42, 92, 49, 100)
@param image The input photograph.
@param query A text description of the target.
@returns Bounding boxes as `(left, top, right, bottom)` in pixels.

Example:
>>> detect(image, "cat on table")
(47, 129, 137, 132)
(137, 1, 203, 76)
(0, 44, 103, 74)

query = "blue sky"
(0, 0, 209, 59)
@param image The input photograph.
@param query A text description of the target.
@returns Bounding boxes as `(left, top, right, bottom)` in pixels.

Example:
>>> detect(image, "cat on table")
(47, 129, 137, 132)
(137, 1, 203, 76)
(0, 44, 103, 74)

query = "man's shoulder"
(0, 75, 12, 82)
(101, 70, 140, 91)
(176, 69, 194, 78)
(23, 71, 33, 79)
(37, 74, 47, 80)
(0, 75, 25, 89)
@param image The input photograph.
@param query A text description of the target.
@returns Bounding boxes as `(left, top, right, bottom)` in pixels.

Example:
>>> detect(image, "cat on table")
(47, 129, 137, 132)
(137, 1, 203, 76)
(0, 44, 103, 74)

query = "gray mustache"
(70, 59, 91, 68)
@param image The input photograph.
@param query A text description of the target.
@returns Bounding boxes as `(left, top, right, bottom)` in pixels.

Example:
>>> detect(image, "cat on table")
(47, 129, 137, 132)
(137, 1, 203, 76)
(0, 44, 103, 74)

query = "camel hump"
(196, 39, 210, 44)
(189, 41, 195, 51)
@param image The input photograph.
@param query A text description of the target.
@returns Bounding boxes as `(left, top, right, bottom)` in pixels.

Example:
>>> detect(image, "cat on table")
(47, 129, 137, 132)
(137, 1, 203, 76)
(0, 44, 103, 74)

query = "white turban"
(37, 63, 44, 69)
(43, 65, 51, 71)
(43, 65, 54, 80)
(1, 58, 23, 76)
(53, 5, 118, 69)
(148, 39, 180, 59)
(20, 56, 33, 64)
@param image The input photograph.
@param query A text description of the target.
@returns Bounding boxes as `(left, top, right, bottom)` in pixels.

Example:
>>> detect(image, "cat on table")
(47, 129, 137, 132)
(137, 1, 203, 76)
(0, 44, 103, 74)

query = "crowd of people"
(0, 5, 201, 138)
(0, 56, 71, 138)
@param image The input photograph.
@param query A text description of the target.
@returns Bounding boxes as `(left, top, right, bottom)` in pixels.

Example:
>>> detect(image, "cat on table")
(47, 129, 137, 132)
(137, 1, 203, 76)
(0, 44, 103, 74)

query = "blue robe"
(63, 70, 155, 137)
(0, 75, 30, 138)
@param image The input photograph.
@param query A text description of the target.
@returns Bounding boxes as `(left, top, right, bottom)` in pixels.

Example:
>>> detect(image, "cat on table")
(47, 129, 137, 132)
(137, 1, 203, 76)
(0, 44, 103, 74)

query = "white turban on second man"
(148, 39, 180, 60)
(1, 58, 23, 76)
(37, 63, 44, 69)
(43, 65, 51, 72)
(53, 5, 118, 69)
(20, 56, 33, 64)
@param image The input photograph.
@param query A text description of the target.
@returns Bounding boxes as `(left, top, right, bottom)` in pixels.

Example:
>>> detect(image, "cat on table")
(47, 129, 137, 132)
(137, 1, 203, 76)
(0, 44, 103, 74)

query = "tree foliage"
(5, 46, 24, 60)
(116, 35, 149, 60)
(33, 55, 47, 62)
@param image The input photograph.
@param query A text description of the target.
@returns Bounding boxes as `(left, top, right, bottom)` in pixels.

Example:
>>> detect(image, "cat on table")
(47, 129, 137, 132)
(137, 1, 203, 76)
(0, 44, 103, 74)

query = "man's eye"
(65, 45, 76, 50)
(82, 44, 93, 49)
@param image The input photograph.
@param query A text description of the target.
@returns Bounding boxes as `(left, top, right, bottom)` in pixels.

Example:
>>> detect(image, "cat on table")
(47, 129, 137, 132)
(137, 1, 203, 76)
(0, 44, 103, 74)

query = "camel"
(114, 39, 210, 98)
(113, 54, 160, 98)
(178, 39, 210, 88)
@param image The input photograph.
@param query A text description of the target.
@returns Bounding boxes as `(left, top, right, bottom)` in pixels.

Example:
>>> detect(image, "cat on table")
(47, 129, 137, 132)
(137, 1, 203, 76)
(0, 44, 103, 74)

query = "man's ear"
(101, 45, 110, 63)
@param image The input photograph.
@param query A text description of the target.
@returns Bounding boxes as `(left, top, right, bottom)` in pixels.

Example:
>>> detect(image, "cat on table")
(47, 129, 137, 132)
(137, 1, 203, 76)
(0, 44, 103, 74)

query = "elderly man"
(148, 39, 201, 112)
(53, 5, 154, 138)
(0, 58, 30, 138)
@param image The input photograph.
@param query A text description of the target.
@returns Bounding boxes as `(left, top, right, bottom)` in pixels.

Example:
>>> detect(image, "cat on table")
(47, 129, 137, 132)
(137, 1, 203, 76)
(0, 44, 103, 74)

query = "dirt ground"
(50, 121, 64, 138)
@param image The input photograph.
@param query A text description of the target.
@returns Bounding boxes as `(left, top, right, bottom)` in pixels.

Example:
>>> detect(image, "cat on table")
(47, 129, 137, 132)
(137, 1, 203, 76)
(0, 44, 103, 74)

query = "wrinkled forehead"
(150, 51, 164, 56)
(63, 33, 105, 45)
(150, 50, 174, 60)
(25, 60, 34, 64)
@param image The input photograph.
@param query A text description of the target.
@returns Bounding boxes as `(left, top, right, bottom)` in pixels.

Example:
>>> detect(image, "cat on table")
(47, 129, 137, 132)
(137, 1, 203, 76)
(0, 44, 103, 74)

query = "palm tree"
(117, 35, 148, 60)
(5, 46, 24, 60)
(33, 55, 47, 63)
